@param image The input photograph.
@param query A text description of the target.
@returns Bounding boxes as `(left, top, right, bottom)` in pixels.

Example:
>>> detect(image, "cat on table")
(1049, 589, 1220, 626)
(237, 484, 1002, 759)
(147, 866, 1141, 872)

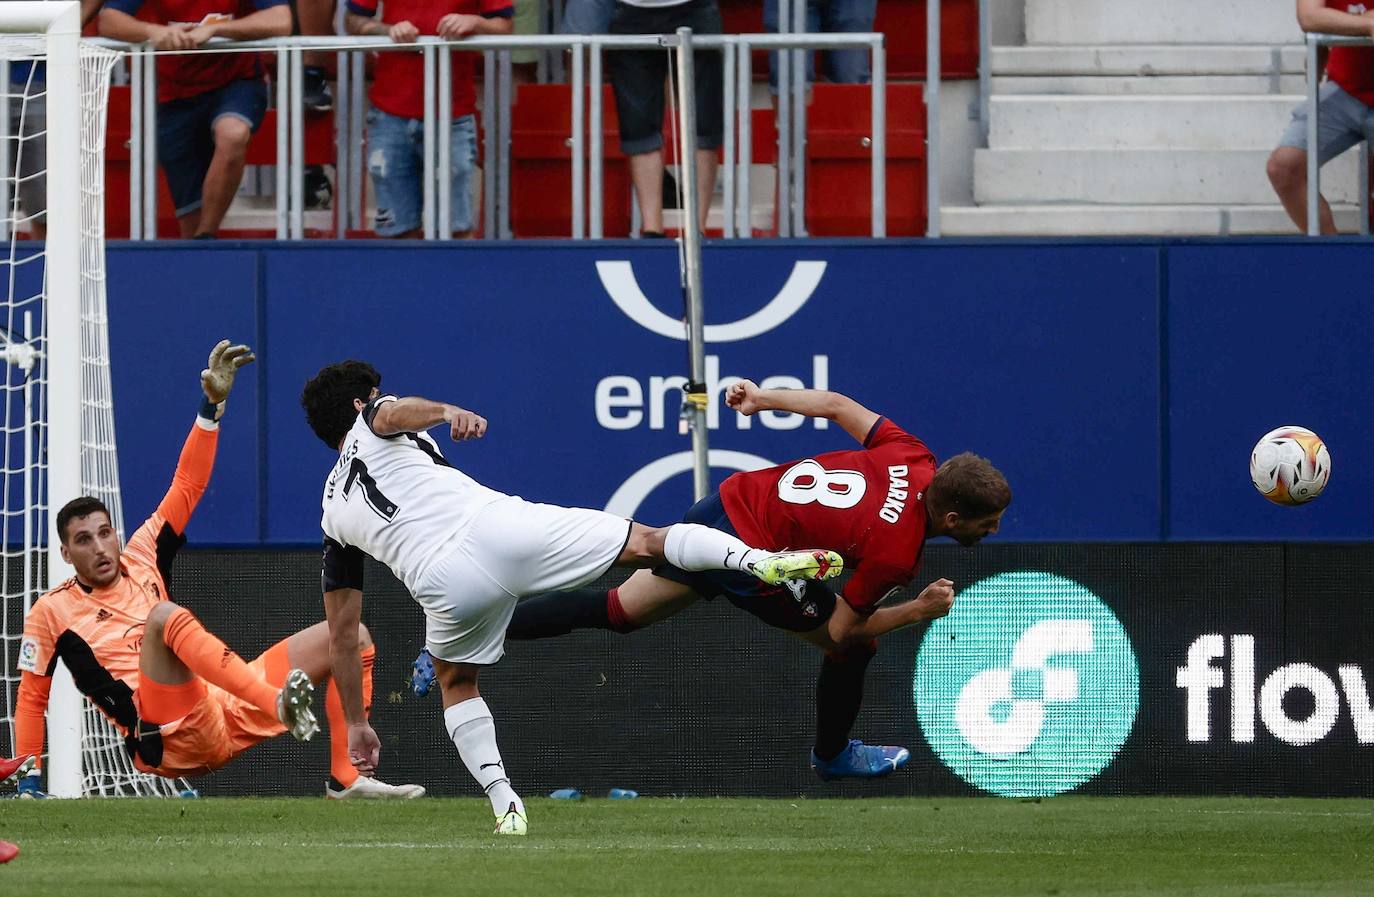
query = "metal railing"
(92, 30, 905, 240)
(1305, 33, 1372, 236)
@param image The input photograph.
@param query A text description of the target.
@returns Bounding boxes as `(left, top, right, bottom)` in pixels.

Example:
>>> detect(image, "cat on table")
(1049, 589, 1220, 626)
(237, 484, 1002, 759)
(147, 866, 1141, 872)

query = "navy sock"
(506, 589, 614, 640)
(814, 642, 877, 761)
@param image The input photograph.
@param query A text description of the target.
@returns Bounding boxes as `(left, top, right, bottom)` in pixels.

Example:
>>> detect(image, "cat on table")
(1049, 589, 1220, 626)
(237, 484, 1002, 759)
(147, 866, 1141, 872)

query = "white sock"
(662, 523, 762, 573)
(444, 697, 524, 817)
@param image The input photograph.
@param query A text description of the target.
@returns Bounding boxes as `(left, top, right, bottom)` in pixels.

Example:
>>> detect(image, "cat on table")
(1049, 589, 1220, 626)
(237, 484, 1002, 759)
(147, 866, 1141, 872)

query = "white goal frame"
(3, 1, 86, 799)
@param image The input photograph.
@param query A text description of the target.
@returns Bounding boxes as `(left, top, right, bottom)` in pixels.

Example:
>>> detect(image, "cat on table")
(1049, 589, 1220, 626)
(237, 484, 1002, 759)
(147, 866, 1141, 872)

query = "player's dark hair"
(927, 452, 1011, 520)
(56, 496, 112, 544)
(300, 360, 382, 449)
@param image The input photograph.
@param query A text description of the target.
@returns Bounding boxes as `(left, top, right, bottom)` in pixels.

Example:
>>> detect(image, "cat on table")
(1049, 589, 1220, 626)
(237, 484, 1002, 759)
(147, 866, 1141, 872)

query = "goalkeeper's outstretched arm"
(152, 341, 255, 536)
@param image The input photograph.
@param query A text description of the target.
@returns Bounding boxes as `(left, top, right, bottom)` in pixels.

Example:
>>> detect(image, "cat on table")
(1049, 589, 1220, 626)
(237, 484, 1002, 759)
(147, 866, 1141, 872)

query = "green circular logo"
(914, 571, 1139, 797)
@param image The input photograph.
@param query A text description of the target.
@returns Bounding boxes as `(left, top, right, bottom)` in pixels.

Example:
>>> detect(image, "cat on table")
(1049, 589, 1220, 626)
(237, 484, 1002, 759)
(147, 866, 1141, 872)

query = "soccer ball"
(1249, 426, 1331, 506)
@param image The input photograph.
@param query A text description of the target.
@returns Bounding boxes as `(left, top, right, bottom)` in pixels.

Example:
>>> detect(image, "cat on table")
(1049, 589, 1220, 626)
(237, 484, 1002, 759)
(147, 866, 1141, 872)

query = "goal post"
(37, 0, 82, 802)
(0, 3, 173, 798)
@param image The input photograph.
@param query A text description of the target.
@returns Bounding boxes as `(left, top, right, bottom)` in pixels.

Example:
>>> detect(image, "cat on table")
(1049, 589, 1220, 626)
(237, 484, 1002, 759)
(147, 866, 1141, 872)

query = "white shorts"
(415, 495, 633, 665)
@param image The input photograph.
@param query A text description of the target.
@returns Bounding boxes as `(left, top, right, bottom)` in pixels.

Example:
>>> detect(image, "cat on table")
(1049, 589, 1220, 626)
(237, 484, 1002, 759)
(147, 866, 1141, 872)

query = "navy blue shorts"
(156, 78, 268, 217)
(652, 492, 836, 633)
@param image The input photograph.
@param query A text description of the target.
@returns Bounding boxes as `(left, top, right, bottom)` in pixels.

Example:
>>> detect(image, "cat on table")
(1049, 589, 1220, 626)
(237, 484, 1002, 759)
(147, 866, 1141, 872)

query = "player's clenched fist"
(725, 379, 763, 416)
(914, 578, 956, 620)
(200, 339, 256, 405)
(443, 405, 487, 442)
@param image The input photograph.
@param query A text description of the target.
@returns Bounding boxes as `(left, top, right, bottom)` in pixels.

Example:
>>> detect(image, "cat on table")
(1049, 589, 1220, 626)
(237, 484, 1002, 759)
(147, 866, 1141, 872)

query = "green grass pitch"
(2, 797, 1371, 896)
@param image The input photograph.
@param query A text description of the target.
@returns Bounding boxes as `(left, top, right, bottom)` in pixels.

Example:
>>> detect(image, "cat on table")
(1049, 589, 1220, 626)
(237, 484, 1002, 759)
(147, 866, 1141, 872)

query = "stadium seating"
(106, 85, 339, 239)
(805, 83, 926, 236)
(945, 0, 1368, 236)
(510, 84, 631, 237)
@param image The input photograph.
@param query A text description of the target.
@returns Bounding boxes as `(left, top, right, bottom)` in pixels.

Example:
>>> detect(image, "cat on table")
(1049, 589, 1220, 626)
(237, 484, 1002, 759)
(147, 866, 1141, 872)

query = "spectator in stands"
(1268, 0, 1374, 234)
(561, 0, 615, 34)
(346, 0, 513, 238)
(99, 0, 292, 239)
(608, 0, 723, 237)
(298, 0, 337, 112)
(511, 0, 541, 85)
(5, 1, 104, 241)
(763, 0, 876, 90)
(295, 0, 338, 211)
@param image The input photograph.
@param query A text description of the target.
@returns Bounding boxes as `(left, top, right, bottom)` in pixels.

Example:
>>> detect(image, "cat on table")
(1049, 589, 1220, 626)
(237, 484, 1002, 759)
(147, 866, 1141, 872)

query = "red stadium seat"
(804, 82, 926, 236)
(879, 0, 979, 80)
(104, 85, 177, 239)
(510, 84, 631, 237)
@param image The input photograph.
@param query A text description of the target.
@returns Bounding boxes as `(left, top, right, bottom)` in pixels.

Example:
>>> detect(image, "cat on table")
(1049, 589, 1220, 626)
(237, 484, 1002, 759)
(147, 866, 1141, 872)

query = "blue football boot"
(411, 648, 436, 698)
(811, 740, 910, 781)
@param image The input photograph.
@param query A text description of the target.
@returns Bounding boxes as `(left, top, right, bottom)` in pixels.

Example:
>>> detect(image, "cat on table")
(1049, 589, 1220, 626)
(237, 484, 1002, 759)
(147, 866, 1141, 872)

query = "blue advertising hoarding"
(102, 239, 1373, 545)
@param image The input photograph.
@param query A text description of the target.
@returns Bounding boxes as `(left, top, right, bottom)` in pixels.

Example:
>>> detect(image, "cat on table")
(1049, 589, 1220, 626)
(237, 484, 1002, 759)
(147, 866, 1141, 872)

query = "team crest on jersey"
(802, 601, 818, 618)
(17, 638, 38, 672)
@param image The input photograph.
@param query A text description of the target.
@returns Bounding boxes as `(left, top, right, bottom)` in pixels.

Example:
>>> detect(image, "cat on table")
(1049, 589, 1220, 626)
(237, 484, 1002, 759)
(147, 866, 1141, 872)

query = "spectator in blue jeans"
(764, 0, 876, 90)
(561, 0, 615, 33)
(347, 0, 513, 238)
(100, 0, 292, 239)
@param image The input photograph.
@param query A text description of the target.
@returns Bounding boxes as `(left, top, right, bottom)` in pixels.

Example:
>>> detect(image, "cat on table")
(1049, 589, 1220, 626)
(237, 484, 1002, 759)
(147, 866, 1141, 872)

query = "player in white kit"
(300, 360, 843, 834)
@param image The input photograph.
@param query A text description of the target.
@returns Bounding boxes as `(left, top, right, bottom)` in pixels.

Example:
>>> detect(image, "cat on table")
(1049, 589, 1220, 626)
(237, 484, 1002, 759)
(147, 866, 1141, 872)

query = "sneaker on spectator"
(305, 166, 333, 210)
(303, 66, 333, 113)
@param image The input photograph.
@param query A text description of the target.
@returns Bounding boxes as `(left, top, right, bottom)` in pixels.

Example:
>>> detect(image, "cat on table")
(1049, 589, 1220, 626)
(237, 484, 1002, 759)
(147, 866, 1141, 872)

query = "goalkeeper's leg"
(141, 602, 317, 741)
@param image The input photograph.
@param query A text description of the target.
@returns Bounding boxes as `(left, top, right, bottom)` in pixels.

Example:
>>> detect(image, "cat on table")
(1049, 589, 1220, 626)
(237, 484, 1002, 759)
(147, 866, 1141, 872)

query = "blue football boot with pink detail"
(811, 740, 910, 781)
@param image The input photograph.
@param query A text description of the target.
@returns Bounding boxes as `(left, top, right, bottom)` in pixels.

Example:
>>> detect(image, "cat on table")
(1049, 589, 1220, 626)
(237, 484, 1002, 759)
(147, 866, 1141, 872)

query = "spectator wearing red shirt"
(99, 0, 292, 238)
(1269, 0, 1374, 234)
(346, 0, 513, 238)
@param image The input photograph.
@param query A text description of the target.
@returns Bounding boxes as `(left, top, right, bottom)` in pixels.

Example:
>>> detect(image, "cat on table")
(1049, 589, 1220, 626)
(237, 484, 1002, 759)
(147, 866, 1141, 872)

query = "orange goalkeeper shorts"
(131, 654, 286, 779)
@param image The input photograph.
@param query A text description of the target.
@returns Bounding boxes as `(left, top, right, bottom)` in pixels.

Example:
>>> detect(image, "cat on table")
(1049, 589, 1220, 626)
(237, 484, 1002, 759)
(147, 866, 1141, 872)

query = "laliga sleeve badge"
(17, 638, 38, 673)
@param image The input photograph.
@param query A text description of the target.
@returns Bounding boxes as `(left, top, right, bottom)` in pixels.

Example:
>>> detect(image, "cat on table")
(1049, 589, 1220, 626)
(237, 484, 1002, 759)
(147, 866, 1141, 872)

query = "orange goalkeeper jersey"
(14, 417, 218, 754)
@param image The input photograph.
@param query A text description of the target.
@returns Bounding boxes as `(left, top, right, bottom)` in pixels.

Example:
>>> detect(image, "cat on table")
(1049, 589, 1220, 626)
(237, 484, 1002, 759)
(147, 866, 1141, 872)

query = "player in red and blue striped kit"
(501, 381, 1011, 780)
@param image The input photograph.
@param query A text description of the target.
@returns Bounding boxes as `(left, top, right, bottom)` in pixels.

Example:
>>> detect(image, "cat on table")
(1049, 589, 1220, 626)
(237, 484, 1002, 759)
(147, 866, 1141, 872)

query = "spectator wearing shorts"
(763, 0, 876, 91)
(99, 0, 292, 239)
(347, 0, 513, 239)
(6, 2, 103, 240)
(7, 63, 47, 240)
(608, 0, 723, 236)
(1268, 0, 1374, 234)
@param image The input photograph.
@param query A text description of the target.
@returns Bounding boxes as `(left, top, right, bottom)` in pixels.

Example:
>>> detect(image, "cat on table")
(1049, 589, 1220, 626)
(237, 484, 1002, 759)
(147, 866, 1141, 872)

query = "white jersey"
(320, 396, 506, 593)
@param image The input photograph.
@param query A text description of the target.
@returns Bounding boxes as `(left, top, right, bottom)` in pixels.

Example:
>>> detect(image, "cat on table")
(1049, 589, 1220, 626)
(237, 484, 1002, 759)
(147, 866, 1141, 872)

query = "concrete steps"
(943, 204, 1365, 237)
(945, 0, 1354, 236)
(973, 148, 1360, 206)
(991, 74, 1305, 96)
(991, 45, 1305, 77)
(1025, 0, 1301, 45)
(989, 95, 1300, 150)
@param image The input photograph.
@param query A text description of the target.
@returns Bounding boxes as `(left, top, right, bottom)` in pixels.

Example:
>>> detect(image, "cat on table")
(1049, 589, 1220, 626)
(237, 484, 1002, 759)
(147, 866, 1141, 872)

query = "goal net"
(0, 3, 185, 797)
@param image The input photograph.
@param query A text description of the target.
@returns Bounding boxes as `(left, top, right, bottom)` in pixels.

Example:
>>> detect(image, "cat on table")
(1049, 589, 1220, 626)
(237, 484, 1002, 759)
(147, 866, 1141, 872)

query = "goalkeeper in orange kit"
(5, 341, 422, 799)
